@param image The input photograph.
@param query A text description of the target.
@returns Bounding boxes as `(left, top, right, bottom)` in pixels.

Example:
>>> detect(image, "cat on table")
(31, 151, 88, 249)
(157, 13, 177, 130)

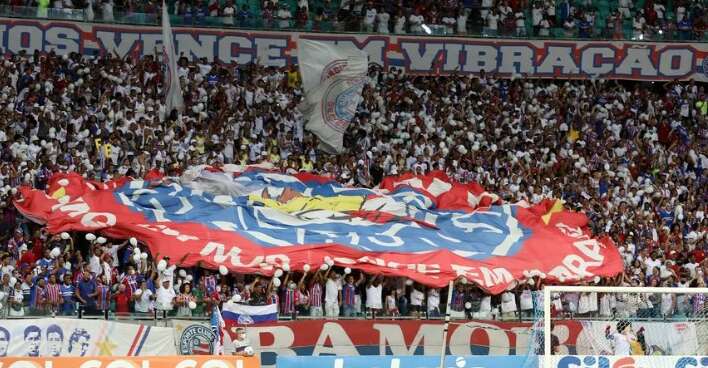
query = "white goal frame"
(542, 285, 708, 365)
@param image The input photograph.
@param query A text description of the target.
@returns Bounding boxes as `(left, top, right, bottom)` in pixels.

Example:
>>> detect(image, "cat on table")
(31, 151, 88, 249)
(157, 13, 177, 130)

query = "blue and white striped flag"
(210, 305, 225, 355)
(222, 302, 278, 324)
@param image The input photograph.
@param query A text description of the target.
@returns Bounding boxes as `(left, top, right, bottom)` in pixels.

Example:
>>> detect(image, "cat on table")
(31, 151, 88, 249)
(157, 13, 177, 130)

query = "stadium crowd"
(0, 48, 705, 321)
(16, 0, 708, 40)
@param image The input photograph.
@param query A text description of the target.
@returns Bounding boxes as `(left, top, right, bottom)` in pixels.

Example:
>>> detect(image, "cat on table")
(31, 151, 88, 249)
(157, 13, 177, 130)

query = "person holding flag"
(231, 327, 254, 357)
(210, 304, 226, 355)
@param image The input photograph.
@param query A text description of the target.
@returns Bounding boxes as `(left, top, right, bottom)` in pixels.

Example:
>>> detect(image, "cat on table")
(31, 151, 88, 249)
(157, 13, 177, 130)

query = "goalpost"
(542, 285, 708, 368)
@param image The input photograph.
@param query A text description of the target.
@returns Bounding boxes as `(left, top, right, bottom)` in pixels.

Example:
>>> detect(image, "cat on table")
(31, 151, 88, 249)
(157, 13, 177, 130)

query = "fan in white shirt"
(363, 7, 377, 32)
(427, 288, 441, 315)
(133, 282, 154, 313)
(676, 6, 686, 22)
(297, 0, 308, 12)
(515, 12, 526, 36)
(653, 3, 665, 20)
(223, 4, 235, 24)
(481, 0, 493, 18)
(409, 13, 423, 33)
(497, 4, 512, 20)
(377, 11, 390, 33)
(606, 320, 636, 356)
(365, 276, 383, 313)
(394, 14, 406, 33)
(532, 4, 544, 27)
(456, 11, 468, 34)
(442, 15, 456, 34)
(155, 279, 176, 311)
(277, 6, 292, 28)
(409, 286, 425, 317)
(618, 0, 632, 18)
(486, 11, 500, 33)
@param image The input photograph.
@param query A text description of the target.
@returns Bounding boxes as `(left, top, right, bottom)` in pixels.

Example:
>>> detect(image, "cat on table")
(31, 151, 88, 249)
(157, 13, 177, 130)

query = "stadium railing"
(2, 290, 705, 324)
(2, 5, 706, 42)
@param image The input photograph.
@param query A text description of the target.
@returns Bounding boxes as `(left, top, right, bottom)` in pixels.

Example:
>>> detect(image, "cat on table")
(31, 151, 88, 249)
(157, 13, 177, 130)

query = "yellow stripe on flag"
(51, 187, 66, 199)
(249, 194, 364, 213)
(542, 199, 564, 225)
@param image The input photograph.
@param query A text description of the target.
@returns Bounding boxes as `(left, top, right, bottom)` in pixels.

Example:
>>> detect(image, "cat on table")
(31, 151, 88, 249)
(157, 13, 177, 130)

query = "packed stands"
(0, 43, 705, 320)
(3, 0, 707, 40)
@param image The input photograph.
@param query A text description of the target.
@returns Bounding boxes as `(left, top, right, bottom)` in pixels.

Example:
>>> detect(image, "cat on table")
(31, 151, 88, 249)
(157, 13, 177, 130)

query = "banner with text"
(0, 356, 260, 368)
(0, 318, 176, 357)
(551, 356, 708, 368)
(0, 18, 706, 81)
(170, 319, 698, 368)
(15, 169, 623, 294)
(276, 355, 527, 368)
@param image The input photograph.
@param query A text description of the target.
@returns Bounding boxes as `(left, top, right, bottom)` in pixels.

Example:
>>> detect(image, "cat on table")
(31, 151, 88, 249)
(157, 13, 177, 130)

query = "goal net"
(541, 286, 708, 368)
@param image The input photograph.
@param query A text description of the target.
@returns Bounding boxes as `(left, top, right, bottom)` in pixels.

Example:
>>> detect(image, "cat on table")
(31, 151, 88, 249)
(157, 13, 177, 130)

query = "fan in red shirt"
(18, 245, 38, 268)
(112, 283, 132, 315)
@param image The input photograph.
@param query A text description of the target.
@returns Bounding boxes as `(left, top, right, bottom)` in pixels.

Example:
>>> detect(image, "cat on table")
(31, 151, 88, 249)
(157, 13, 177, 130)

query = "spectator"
(324, 270, 341, 318)
(393, 10, 407, 33)
(365, 274, 383, 317)
(539, 15, 551, 36)
(59, 274, 75, 316)
(409, 283, 424, 317)
(76, 270, 96, 314)
(377, 8, 390, 33)
(8, 281, 24, 317)
(557, 0, 571, 23)
(175, 283, 196, 317)
(633, 12, 646, 39)
(262, 2, 275, 27)
(442, 11, 456, 34)
(516, 11, 527, 36)
(341, 273, 357, 317)
(295, 276, 309, 315)
(385, 289, 399, 316)
(45, 274, 61, 315)
(297, 0, 309, 13)
(427, 287, 441, 317)
(295, 5, 308, 28)
(409, 11, 424, 33)
(308, 271, 324, 317)
(457, 9, 468, 34)
(155, 278, 176, 313)
(678, 15, 692, 39)
(481, 0, 493, 20)
(485, 8, 501, 35)
(562, 12, 576, 36)
(113, 283, 131, 314)
(277, 3, 292, 28)
(237, 5, 252, 27)
(532, 1, 544, 35)
(95, 275, 111, 313)
(450, 283, 466, 319)
(619, 0, 633, 18)
(133, 280, 154, 314)
(578, 11, 593, 38)
(362, 5, 376, 32)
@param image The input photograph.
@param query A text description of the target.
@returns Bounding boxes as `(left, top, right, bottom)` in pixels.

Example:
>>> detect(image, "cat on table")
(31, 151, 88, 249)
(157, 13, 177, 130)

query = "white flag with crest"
(298, 40, 368, 153)
(162, 1, 184, 116)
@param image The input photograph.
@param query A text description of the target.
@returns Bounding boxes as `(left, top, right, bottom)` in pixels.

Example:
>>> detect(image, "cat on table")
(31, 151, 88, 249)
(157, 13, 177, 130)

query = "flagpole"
(439, 280, 454, 368)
